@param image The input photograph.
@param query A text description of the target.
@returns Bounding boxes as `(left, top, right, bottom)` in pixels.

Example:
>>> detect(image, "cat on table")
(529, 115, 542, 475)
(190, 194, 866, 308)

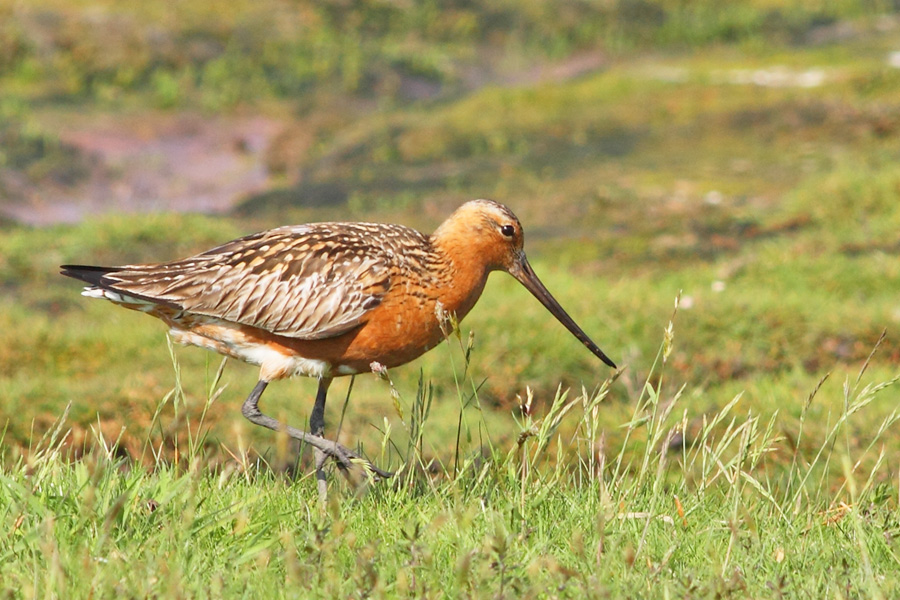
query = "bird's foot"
(324, 440, 393, 481)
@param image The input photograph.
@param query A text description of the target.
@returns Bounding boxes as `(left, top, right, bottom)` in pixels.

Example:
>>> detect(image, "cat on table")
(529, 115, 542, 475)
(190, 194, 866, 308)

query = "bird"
(61, 199, 616, 497)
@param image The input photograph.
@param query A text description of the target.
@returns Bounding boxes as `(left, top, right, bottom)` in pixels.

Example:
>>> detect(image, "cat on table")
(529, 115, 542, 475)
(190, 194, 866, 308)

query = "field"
(2, 1, 900, 597)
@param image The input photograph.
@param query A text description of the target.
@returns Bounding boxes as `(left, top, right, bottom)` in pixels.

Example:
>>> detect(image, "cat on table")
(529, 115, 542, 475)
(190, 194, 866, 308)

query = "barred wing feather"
(98, 224, 398, 340)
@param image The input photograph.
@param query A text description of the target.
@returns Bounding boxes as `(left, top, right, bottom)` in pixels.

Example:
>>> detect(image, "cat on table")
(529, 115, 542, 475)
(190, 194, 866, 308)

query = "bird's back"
(63, 222, 436, 340)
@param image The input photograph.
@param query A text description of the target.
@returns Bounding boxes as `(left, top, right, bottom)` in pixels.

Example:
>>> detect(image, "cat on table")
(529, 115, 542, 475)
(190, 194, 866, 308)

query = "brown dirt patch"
(0, 111, 284, 225)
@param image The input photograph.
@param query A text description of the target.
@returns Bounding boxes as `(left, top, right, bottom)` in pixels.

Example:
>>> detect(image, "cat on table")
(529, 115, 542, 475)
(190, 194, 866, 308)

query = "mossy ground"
(2, 2, 900, 597)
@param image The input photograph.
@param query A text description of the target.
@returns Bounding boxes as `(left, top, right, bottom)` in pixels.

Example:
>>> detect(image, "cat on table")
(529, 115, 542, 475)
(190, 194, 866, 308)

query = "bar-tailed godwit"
(61, 199, 616, 495)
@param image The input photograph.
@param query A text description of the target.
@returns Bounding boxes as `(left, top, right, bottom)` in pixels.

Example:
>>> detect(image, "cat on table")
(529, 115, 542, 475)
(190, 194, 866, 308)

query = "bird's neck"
(429, 231, 493, 323)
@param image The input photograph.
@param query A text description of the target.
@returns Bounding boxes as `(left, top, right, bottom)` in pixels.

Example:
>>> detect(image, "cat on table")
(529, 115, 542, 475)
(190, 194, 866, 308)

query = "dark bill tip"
(511, 255, 617, 369)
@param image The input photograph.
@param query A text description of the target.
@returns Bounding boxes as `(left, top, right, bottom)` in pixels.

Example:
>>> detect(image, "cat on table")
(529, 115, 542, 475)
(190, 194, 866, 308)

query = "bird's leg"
(309, 377, 331, 504)
(305, 377, 393, 482)
(240, 380, 393, 480)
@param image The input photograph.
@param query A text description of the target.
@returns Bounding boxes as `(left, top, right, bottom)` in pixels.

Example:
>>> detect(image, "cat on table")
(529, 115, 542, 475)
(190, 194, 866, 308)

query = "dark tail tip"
(59, 264, 116, 287)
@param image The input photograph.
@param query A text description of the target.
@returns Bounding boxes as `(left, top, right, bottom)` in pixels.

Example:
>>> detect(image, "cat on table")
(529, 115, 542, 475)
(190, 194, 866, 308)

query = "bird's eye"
(500, 225, 515, 238)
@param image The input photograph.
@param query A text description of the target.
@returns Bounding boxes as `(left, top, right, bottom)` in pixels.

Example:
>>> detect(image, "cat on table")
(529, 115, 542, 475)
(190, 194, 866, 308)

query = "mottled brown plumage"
(97, 223, 411, 339)
(61, 199, 616, 496)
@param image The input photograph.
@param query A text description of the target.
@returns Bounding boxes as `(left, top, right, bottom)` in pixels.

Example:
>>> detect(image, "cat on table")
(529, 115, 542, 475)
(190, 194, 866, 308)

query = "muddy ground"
(0, 112, 283, 226)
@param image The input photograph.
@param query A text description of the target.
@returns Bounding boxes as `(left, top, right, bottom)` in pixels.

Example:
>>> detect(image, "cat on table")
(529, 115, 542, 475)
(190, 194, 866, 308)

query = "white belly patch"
(169, 328, 332, 379)
(84, 285, 333, 380)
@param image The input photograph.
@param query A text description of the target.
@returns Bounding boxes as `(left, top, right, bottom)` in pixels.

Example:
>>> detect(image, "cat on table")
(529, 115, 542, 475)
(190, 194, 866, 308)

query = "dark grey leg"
(240, 380, 392, 482)
(309, 378, 331, 503)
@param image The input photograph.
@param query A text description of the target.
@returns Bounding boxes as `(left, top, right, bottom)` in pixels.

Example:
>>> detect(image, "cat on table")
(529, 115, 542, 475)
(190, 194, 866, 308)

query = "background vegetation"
(1, 0, 900, 596)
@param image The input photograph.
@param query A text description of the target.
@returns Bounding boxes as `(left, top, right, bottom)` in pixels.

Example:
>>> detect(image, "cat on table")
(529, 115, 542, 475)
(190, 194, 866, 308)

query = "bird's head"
(433, 199, 524, 270)
(433, 199, 617, 369)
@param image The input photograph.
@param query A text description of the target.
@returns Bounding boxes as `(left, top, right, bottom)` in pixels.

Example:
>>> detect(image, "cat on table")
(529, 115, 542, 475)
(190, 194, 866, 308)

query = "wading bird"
(61, 199, 616, 497)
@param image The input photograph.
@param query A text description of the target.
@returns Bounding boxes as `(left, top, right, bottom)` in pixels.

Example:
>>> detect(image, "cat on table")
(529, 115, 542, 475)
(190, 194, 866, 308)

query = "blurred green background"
(1, 0, 899, 467)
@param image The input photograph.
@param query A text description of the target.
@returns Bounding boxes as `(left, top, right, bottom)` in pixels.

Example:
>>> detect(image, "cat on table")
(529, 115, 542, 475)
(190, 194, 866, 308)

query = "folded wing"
(63, 224, 399, 340)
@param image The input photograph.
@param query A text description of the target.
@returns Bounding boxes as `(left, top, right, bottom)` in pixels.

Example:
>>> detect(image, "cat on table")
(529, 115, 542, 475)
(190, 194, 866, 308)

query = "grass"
(1, 0, 890, 109)
(3, 320, 899, 597)
(3, 2, 900, 596)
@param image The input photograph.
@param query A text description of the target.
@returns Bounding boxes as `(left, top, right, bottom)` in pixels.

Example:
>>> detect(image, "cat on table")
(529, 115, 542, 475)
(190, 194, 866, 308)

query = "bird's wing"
(96, 224, 406, 340)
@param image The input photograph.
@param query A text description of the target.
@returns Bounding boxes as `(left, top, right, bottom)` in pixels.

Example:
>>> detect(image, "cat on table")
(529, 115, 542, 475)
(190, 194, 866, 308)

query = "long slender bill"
(510, 254, 617, 369)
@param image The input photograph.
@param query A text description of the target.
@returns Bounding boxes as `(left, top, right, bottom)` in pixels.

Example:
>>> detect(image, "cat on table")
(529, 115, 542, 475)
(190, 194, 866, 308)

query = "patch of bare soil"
(460, 49, 607, 89)
(0, 49, 611, 227)
(0, 112, 283, 225)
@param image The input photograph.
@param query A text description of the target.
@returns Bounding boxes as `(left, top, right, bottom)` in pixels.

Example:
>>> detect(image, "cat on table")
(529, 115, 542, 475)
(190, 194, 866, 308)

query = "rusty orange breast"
(328, 217, 498, 371)
(265, 250, 489, 373)
(340, 278, 486, 370)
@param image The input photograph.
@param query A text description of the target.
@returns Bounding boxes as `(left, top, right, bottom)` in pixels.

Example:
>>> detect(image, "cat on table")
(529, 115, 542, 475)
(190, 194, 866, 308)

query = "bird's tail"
(61, 264, 174, 308)
(59, 264, 117, 287)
